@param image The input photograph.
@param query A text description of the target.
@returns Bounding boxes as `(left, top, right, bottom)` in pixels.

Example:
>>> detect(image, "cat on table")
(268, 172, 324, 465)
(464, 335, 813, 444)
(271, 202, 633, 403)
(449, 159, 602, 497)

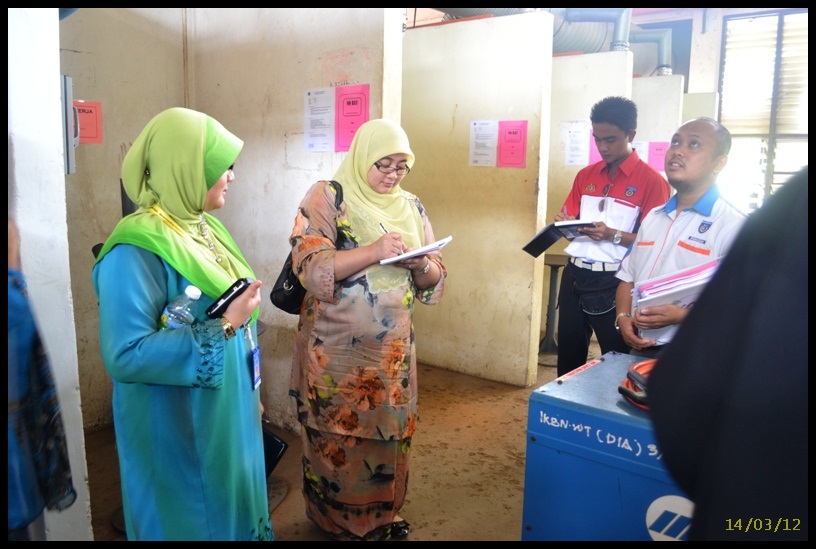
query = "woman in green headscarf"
(288, 118, 448, 540)
(92, 108, 272, 541)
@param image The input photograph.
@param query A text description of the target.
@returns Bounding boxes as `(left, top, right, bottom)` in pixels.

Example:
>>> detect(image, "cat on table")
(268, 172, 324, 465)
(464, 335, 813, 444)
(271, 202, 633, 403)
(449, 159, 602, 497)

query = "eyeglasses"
(374, 162, 410, 176)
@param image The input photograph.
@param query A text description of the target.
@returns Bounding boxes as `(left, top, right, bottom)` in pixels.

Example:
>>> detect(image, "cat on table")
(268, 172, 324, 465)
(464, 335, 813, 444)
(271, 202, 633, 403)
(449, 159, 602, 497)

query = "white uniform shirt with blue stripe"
(616, 185, 748, 285)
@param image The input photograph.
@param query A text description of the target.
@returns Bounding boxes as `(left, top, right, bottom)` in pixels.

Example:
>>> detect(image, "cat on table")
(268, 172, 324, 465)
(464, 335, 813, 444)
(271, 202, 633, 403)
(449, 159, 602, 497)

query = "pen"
(562, 206, 568, 217)
(379, 223, 388, 234)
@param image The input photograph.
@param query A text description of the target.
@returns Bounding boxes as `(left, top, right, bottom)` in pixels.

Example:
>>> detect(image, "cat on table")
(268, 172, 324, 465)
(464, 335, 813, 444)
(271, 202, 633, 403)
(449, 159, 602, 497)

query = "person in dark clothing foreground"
(648, 166, 808, 541)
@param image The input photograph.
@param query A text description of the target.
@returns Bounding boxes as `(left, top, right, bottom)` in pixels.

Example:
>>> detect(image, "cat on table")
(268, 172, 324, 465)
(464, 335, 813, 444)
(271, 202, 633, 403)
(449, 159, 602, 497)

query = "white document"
(380, 235, 453, 265)
(469, 120, 498, 167)
(303, 87, 334, 152)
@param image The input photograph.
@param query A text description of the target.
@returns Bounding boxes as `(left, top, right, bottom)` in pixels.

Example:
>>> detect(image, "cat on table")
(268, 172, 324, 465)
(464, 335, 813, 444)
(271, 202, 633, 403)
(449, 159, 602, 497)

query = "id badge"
(250, 347, 261, 390)
(246, 327, 261, 390)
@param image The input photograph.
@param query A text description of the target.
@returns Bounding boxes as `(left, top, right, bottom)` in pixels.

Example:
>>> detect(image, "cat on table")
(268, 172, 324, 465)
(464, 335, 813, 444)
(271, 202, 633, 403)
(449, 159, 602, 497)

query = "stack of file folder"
(632, 258, 720, 344)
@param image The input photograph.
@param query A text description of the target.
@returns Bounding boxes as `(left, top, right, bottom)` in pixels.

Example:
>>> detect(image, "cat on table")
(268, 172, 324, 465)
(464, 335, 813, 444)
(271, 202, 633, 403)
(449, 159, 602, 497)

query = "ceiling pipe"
(430, 8, 672, 75)
(433, 8, 631, 53)
(629, 29, 673, 75)
(562, 8, 632, 51)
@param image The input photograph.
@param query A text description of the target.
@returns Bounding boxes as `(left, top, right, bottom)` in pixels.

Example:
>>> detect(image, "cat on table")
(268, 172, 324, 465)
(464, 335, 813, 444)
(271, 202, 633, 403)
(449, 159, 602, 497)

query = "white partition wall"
(633, 74, 685, 144)
(404, 12, 553, 386)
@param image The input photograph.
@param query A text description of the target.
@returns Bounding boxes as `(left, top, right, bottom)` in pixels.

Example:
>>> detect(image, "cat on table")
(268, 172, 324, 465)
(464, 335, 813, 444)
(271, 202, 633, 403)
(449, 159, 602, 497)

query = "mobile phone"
(206, 278, 252, 319)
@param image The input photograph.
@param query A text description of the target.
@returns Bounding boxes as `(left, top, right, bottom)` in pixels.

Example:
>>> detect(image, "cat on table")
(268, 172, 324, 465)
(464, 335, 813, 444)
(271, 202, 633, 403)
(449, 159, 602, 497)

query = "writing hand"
(374, 233, 406, 261)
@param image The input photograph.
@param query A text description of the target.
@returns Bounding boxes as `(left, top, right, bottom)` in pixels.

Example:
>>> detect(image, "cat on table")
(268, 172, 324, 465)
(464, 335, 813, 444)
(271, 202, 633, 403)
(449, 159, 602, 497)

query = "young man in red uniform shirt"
(554, 96, 670, 376)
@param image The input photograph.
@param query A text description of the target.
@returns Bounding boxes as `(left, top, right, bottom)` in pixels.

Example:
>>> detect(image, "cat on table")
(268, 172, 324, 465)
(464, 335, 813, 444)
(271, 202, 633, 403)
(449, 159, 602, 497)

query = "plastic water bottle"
(159, 285, 202, 329)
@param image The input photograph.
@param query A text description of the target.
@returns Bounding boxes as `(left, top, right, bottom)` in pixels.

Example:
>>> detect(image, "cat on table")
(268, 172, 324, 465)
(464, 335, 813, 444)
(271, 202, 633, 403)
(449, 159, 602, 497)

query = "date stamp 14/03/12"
(725, 518, 801, 533)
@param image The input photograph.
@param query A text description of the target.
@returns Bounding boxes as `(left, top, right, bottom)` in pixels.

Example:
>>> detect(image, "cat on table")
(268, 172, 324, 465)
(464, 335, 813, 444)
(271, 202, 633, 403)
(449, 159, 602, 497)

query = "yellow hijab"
(332, 119, 425, 293)
(333, 118, 424, 249)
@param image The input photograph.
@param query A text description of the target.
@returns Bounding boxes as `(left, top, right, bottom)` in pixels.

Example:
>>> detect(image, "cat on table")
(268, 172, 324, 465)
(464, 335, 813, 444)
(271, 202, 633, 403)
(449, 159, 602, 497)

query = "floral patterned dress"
(289, 180, 447, 540)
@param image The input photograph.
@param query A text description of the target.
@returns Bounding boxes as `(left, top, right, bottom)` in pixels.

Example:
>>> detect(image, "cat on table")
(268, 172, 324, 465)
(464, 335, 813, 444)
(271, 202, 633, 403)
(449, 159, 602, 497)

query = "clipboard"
(522, 220, 594, 257)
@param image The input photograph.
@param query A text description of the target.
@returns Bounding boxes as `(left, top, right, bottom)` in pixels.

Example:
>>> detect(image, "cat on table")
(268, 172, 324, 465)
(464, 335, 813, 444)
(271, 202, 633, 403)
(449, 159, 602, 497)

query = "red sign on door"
(73, 100, 103, 144)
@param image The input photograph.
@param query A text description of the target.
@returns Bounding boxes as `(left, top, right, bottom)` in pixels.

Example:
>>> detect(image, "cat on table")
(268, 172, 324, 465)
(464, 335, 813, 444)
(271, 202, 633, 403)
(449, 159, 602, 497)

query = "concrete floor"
(85, 344, 600, 541)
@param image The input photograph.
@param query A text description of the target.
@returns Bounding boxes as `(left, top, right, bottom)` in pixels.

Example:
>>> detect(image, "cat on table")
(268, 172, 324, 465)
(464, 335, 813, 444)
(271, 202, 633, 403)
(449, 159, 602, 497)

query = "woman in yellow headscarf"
(92, 108, 271, 541)
(288, 119, 448, 540)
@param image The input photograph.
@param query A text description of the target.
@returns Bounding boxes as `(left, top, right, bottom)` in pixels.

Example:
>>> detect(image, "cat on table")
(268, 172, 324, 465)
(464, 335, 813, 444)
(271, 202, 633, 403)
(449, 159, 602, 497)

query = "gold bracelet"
(220, 317, 236, 340)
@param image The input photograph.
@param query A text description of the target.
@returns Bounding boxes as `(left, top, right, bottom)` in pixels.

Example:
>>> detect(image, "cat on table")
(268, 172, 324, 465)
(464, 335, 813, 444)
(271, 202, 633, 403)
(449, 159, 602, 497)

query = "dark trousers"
(556, 262, 630, 376)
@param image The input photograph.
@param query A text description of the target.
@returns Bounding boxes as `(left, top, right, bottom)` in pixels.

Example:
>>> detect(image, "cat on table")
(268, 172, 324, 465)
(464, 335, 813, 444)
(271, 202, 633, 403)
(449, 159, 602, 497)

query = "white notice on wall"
(469, 120, 498, 167)
(561, 120, 591, 166)
(632, 141, 649, 162)
(304, 87, 335, 152)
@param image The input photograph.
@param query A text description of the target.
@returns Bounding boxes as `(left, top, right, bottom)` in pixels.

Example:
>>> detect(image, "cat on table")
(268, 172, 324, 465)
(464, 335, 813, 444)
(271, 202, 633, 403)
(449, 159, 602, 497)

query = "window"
(718, 9, 808, 213)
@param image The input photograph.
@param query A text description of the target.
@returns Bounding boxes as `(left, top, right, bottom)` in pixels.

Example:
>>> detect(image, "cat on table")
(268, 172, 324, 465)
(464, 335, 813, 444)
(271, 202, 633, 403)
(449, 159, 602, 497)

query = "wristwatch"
(614, 312, 631, 333)
(220, 317, 237, 340)
(612, 230, 623, 245)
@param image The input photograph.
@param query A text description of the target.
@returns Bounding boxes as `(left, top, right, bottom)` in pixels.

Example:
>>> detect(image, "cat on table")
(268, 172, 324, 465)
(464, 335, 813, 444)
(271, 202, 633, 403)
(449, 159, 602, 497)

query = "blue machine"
(521, 352, 693, 541)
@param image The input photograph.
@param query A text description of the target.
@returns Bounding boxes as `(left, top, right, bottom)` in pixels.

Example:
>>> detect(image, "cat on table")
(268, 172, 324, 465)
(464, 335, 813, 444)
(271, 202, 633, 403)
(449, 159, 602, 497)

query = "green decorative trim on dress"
(192, 320, 226, 389)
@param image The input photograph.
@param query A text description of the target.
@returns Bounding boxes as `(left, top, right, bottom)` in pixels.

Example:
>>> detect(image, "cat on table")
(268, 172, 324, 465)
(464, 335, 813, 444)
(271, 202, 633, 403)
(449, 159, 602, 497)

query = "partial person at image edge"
(8, 217, 77, 541)
(648, 166, 808, 540)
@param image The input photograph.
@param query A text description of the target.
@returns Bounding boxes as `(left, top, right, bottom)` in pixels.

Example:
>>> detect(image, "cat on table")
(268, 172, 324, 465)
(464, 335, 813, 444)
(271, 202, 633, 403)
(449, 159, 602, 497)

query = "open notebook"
(380, 235, 453, 265)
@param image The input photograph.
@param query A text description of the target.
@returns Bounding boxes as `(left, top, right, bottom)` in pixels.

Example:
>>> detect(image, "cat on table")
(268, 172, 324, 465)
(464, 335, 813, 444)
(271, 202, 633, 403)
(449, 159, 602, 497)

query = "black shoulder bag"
(270, 180, 343, 315)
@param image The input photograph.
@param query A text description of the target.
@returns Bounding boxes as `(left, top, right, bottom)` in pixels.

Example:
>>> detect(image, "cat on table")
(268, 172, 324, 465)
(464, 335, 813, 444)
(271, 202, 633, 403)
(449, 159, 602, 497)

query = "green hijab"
(94, 107, 256, 322)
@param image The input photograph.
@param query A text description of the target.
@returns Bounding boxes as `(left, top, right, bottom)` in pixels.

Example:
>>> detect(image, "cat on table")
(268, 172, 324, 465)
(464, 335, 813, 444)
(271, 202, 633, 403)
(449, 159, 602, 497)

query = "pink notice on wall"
(74, 100, 103, 144)
(649, 142, 669, 172)
(589, 135, 602, 165)
(496, 120, 527, 168)
(334, 84, 370, 152)
(588, 137, 669, 172)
